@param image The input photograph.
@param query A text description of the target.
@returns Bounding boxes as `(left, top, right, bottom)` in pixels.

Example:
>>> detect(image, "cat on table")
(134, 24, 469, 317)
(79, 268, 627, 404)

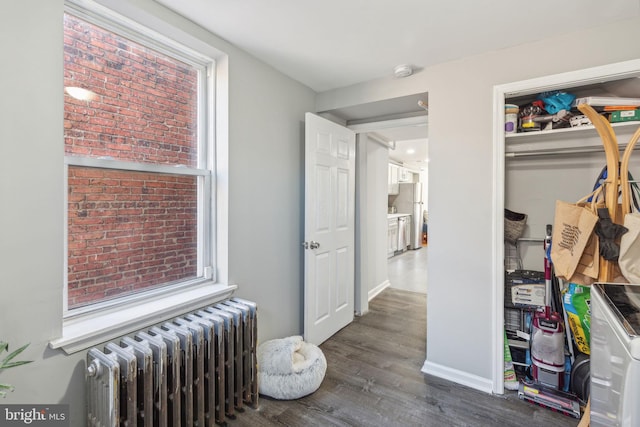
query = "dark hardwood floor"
(229, 288, 578, 426)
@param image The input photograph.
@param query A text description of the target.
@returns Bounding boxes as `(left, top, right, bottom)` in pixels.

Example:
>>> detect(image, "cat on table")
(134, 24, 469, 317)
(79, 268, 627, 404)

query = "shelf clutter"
(505, 89, 640, 158)
(506, 91, 640, 135)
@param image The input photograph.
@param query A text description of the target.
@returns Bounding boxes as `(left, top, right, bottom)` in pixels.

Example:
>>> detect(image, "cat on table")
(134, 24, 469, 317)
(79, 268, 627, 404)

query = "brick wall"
(64, 14, 200, 308)
(67, 167, 198, 308)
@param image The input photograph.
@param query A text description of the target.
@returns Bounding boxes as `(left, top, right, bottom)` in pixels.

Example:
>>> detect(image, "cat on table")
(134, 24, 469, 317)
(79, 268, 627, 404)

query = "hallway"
(388, 245, 428, 294)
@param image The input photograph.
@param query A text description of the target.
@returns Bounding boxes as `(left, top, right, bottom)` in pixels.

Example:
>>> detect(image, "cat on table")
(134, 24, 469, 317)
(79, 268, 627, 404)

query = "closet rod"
(516, 237, 544, 243)
(506, 147, 605, 157)
(506, 144, 640, 158)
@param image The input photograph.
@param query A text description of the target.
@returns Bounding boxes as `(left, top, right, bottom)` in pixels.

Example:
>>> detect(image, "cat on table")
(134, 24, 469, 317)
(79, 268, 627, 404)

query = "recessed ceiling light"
(406, 148, 415, 154)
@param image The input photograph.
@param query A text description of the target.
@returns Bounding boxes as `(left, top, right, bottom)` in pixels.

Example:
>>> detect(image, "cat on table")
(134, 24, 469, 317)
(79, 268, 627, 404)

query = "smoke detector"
(393, 64, 413, 78)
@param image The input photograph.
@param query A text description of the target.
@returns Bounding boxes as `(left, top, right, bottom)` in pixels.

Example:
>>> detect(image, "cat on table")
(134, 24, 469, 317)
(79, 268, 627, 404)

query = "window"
(63, 7, 215, 313)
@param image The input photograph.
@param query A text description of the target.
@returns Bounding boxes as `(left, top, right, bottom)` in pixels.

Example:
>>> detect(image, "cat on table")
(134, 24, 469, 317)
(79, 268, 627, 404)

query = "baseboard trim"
(368, 279, 391, 301)
(421, 359, 494, 394)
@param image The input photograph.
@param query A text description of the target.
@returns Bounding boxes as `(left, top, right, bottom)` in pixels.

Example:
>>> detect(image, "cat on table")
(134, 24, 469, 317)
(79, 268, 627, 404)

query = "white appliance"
(394, 182, 424, 250)
(397, 215, 409, 252)
(590, 283, 640, 427)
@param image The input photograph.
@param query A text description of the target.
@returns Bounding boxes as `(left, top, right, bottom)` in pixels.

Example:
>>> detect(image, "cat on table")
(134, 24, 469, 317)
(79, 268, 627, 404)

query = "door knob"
(303, 241, 321, 249)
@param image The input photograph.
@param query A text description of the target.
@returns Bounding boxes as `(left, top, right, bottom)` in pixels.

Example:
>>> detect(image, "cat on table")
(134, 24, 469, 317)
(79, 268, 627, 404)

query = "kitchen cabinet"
(398, 166, 412, 183)
(390, 164, 413, 193)
(388, 164, 399, 195)
(387, 218, 398, 258)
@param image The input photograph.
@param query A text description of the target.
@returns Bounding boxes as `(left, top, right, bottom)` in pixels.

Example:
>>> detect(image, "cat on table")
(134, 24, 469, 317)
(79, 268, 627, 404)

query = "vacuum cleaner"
(518, 379, 581, 419)
(518, 225, 581, 418)
(530, 224, 566, 389)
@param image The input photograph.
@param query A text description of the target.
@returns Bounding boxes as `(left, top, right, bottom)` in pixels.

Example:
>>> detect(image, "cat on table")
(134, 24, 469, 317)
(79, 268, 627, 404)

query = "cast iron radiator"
(85, 298, 257, 426)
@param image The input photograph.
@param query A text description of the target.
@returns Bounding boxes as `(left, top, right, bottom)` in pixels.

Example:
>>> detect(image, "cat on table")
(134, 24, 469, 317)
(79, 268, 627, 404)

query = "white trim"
(422, 359, 494, 394)
(213, 54, 230, 284)
(491, 85, 506, 395)
(491, 59, 640, 395)
(348, 115, 427, 134)
(368, 279, 391, 301)
(66, 0, 213, 67)
(64, 157, 210, 176)
(354, 134, 368, 317)
(50, 282, 236, 354)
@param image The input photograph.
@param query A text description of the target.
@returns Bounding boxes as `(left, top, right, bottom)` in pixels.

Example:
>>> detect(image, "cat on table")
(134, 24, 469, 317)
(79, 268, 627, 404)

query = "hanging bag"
(550, 187, 602, 284)
(618, 127, 640, 283)
(566, 187, 604, 285)
(504, 209, 527, 245)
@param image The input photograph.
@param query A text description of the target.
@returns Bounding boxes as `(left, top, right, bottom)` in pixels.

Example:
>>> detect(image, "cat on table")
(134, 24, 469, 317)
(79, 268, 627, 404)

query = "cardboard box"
(505, 270, 545, 308)
(610, 109, 640, 123)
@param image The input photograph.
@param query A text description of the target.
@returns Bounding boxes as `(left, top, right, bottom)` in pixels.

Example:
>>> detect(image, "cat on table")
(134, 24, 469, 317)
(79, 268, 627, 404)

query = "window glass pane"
(67, 166, 198, 309)
(63, 13, 198, 167)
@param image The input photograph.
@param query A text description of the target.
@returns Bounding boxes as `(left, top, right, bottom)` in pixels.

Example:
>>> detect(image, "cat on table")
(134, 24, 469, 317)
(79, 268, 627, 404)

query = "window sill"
(49, 282, 237, 354)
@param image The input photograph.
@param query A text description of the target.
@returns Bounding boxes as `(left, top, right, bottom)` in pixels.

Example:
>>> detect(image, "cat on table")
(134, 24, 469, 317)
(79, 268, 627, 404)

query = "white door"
(303, 112, 356, 345)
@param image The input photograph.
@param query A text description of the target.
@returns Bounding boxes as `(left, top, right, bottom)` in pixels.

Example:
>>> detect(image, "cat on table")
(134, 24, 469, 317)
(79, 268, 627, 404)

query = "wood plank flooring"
(228, 288, 578, 426)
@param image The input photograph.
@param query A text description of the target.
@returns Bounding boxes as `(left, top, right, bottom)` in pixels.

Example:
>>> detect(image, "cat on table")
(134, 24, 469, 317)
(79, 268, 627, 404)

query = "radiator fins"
(86, 298, 257, 426)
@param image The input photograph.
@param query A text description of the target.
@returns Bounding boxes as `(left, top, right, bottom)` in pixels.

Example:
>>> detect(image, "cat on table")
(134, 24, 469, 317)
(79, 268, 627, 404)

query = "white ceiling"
(153, 0, 638, 167)
(154, 0, 637, 93)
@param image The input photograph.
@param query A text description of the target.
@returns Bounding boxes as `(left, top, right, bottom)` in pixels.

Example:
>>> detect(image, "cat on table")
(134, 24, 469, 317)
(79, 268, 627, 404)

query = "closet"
(494, 59, 640, 393)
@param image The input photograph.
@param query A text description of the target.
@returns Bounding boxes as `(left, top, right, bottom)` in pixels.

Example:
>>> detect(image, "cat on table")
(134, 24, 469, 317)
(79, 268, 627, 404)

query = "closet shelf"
(505, 120, 640, 157)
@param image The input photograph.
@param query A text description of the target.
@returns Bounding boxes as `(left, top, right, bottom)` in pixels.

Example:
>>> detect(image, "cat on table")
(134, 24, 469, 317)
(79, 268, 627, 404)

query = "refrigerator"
(394, 182, 424, 250)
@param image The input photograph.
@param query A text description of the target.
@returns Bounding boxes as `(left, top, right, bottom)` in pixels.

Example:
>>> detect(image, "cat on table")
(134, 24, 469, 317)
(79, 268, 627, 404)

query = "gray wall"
(317, 16, 640, 389)
(0, 0, 315, 422)
(355, 134, 389, 312)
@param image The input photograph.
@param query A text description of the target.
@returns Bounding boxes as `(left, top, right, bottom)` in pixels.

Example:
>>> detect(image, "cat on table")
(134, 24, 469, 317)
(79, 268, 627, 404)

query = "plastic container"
(505, 104, 519, 134)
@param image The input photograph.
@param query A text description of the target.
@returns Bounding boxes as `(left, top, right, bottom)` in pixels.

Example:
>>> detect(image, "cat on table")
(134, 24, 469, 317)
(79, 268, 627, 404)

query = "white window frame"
(51, 0, 233, 354)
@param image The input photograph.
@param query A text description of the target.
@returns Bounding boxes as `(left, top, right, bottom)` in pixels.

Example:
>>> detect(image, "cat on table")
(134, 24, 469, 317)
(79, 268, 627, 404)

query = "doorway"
(318, 92, 429, 315)
(381, 124, 428, 295)
(353, 116, 428, 302)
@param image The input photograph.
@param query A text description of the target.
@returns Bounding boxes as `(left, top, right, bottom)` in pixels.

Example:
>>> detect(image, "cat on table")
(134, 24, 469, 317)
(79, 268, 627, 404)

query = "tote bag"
(619, 213, 640, 283)
(567, 229, 599, 286)
(619, 127, 640, 283)
(551, 189, 601, 283)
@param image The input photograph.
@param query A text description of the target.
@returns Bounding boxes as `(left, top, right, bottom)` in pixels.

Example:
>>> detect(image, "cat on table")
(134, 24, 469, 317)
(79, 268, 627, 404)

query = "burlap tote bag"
(567, 228, 600, 286)
(551, 189, 601, 283)
(568, 187, 606, 285)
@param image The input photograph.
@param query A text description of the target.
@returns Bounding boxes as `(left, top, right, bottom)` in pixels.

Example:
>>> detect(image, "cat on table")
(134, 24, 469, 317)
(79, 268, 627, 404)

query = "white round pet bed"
(257, 335, 327, 400)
